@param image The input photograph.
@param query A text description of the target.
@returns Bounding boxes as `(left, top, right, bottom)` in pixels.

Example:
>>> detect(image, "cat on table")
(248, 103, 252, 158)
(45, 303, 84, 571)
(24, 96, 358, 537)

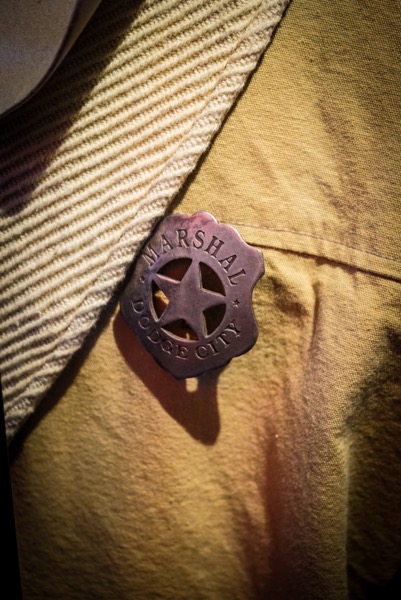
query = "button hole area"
(185, 378, 199, 393)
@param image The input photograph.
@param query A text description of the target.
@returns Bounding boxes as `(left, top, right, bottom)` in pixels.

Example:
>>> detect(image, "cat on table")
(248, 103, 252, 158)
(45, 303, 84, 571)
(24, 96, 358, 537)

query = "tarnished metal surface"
(121, 212, 264, 378)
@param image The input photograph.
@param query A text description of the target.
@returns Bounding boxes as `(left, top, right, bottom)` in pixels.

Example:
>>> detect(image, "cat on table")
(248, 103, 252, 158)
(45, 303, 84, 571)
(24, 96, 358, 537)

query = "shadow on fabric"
(113, 309, 222, 446)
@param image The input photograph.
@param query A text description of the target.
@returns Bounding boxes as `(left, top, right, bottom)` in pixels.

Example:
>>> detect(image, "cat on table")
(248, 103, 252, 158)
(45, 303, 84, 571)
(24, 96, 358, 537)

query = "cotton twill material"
(0, 0, 289, 441)
(10, 0, 401, 599)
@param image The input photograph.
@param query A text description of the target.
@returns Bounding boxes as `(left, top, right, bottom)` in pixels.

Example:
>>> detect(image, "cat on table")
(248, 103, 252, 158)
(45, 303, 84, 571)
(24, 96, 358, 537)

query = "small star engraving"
(139, 275, 146, 284)
(233, 299, 240, 307)
(153, 260, 225, 339)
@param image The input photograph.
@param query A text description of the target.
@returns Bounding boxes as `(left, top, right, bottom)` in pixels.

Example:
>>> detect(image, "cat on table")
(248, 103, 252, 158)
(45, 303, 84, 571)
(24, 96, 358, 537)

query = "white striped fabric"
(0, 0, 289, 441)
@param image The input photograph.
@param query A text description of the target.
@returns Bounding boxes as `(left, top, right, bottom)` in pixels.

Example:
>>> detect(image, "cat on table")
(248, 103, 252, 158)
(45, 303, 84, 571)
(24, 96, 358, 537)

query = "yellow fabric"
(10, 1, 401, 599)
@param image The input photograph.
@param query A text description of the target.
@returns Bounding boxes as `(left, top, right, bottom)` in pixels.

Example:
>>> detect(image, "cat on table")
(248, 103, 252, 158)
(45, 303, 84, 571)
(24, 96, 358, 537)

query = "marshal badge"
(120, 212, 264, 378)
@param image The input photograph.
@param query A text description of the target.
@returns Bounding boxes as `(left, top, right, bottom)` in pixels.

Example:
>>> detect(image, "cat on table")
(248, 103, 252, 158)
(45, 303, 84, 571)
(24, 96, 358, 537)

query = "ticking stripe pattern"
(0, 0, 288, 440)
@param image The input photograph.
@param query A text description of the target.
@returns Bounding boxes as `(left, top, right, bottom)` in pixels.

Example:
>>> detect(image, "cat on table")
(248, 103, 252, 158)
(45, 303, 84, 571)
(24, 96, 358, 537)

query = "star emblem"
(152, 259, 225, 339)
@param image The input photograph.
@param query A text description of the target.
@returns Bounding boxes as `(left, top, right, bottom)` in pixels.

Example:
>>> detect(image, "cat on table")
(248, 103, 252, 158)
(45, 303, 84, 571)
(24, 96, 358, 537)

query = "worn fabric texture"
(9, 0, 401, 599)
(0, 0, 288, 441)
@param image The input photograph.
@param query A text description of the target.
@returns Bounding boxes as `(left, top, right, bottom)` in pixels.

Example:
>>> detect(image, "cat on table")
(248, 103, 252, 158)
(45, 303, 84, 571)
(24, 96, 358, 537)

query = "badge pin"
(120, 212, 264, 378)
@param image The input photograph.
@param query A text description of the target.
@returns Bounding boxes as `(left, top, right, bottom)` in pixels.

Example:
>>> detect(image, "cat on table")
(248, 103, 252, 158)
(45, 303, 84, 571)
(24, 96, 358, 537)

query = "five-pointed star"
(152, 261, 225, 339)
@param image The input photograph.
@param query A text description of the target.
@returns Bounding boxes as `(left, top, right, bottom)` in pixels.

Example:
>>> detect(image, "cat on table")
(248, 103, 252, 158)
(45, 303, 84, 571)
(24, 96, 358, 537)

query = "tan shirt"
(11, 1, 401, 598)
